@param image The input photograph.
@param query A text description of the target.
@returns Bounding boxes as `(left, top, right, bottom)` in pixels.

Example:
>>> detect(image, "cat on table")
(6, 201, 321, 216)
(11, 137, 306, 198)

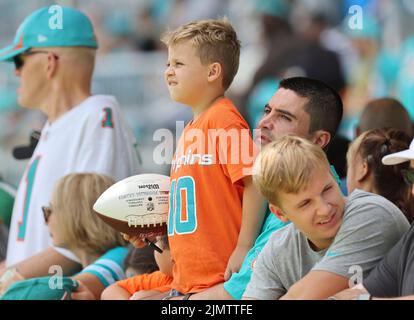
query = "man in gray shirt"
(243, 135, 410, 300)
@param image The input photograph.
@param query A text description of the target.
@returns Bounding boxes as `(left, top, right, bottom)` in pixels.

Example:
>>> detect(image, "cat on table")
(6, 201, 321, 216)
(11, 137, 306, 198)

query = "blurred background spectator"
(1, 0, 414, 188)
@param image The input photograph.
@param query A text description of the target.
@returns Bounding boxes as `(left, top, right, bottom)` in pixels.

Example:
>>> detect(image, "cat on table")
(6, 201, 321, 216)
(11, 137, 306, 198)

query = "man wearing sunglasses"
(0, 6, 140, 280)
(331, 140, 414, 300)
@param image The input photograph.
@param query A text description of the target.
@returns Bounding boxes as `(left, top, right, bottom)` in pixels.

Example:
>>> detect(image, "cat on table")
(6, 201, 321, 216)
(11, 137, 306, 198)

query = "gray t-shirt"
(243, 189, 410, 300)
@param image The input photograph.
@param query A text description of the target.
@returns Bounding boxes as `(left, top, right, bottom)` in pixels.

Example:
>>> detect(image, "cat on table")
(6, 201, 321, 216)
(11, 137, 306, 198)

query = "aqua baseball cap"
(0, 5, 98, 62)
(0, 276, 79, 300)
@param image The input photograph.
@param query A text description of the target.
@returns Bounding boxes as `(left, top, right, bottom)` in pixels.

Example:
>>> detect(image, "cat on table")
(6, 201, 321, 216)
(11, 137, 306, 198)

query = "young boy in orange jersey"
(101, 236, 173, 300)
(162, 18, 264, 298)
(125, 19, 264, 299)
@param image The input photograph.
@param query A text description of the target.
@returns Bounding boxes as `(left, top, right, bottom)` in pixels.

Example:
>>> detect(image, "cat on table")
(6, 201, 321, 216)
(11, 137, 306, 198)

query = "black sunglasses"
(41, 205, 53, 224)
(402, 169, 414, 186)
(13, 50, 54, 70)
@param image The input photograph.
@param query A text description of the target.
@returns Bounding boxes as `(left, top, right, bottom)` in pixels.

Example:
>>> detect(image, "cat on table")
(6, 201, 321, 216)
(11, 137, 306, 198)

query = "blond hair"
(51, 173, 125, 256)
(253, 135, 331, 206)
(346, 131, 367, 168)
(161, 18, 240, 90)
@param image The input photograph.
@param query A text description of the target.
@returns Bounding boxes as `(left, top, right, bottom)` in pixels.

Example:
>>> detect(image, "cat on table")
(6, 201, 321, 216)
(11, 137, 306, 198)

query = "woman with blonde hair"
(44, 173, 125, 263)
(1, 173, 128, 300)
(346, 128, 414, 223)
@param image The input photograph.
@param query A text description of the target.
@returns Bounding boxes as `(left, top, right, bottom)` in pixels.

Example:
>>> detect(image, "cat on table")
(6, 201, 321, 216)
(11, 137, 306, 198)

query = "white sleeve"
(52, 246, 81, 263)
(73, 105, 140, 181)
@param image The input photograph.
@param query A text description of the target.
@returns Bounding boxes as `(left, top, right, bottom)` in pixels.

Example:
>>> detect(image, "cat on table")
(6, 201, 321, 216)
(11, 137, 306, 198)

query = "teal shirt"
(224, 211, 288, 299)
(224, 166, 342, 299)
(81, 246, 128, 288)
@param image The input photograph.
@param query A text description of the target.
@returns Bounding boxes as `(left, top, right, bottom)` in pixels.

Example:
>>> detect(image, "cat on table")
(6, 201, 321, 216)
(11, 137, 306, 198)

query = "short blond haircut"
(51, 173, 125, 256)
(253, 135, 331, 206)
(161, 18, 240, 90)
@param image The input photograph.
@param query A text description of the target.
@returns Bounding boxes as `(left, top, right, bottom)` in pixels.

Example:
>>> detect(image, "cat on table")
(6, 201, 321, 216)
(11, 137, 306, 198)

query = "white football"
(93, 173, 170, 238)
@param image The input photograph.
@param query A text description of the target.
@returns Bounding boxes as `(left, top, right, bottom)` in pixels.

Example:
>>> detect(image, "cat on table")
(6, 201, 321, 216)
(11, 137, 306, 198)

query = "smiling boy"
(243, 135, 410, 300)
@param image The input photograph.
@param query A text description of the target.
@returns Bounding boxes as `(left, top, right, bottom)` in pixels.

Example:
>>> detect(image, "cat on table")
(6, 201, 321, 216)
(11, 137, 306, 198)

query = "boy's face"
(164, 41, 210, 106)
(269, 165, 345, 251)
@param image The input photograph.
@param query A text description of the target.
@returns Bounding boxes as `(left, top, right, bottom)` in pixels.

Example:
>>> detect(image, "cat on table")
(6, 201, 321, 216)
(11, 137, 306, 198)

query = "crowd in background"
(1, 0, 414, 186)
(0, 0, 414, 301)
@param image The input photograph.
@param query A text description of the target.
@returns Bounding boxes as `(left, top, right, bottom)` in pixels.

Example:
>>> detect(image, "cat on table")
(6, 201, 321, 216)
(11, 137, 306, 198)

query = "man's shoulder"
(347, 189, 386, 203)
(81, 95, 120, 113)
(73, 95, 124, 129)
(345, 190, 404, 217)
(342, 189, 409, 231)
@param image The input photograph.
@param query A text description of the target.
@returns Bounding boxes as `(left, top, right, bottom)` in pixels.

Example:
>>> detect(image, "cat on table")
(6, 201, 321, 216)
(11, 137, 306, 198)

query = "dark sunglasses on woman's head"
(13, 50, 55, 70)
(42, 206, 53, 224)
(402, 169, 414, 186)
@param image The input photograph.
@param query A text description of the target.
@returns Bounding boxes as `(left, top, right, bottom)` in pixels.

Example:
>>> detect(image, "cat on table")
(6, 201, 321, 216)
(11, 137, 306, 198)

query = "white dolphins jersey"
(6, 95, 140, 266)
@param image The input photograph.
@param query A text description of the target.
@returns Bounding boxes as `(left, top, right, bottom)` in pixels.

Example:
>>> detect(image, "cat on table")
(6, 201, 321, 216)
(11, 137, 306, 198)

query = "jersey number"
(102, 107, 114, 128)
(18, 156, 40, 241)
(168, 176, 197, 235)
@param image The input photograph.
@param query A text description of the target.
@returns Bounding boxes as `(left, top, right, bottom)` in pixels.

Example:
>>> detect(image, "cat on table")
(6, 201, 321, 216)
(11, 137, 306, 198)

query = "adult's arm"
(188, 283, 233, 300)
(101, 283, 131, 300)
(362, 225, 411, 297)
(280, 270, 349, 300)
(2, 247, 81, 279)
(374, 295, 414, 300)
(332, 285, 414, 300)
(71, 273, 105, 300)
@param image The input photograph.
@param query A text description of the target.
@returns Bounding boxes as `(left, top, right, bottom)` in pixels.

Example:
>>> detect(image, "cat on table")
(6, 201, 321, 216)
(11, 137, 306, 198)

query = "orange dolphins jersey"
(168, 98, 256, 293)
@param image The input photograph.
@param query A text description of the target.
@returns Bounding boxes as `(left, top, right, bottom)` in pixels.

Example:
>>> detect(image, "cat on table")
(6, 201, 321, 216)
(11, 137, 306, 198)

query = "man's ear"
(207, 62, 222, 83)
(269, 203, 290, 223)
(311, 130, 331, 149)
(46, 52, 59, 79)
